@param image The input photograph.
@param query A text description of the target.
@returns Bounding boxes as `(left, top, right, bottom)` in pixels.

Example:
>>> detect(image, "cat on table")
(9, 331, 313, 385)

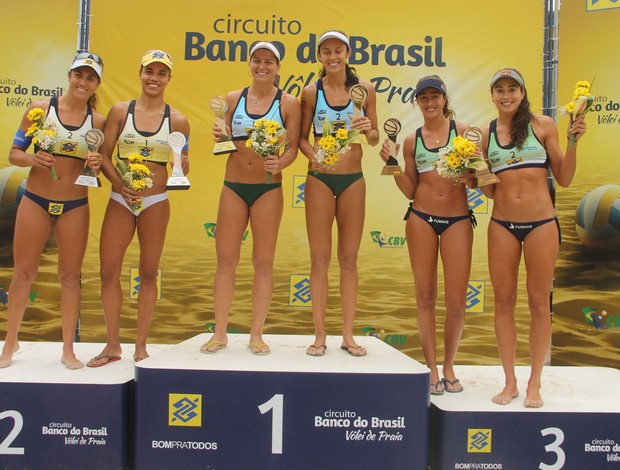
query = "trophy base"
(166, 176, 191, 190)
(381, 165, 403, 176)
(74, 175, 101, 188)
(476, 170, 500, 187)
(213, 141, 237, 155)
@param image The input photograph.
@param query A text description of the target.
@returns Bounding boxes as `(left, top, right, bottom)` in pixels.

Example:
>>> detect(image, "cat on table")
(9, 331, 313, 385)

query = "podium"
(430, 365, 620, 470)
(134, 334, 431, 469)
(0, 342, 163, 469)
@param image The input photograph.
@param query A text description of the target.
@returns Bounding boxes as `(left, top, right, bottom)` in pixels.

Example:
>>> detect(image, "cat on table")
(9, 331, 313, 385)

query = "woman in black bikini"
(482, 68, 586, 408)
(380, 75, 475, 394)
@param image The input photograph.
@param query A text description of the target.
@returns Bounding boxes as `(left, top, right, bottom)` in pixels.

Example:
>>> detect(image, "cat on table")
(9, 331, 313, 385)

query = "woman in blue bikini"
(202, 41, 300, 355)
(299, 30, 379, 357)
(380, 75, 475, 393)
(482, 68, 586, 407)
(0, 52, 105, 369)
(88, 50, 190, 366)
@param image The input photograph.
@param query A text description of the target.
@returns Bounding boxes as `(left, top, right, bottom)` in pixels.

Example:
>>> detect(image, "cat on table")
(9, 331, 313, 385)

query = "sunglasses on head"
(74, 51, 104, 67)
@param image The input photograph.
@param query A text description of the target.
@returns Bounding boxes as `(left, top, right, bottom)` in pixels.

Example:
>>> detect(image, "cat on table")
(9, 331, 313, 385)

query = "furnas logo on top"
(362, 328, 408, 348)
(369, 231, 406, 248)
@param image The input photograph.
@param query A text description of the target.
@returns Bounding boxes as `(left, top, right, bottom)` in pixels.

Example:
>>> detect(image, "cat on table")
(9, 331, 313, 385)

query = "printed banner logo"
(129, 267, 162, 300)
(587, 0, 620, 11)
(582, 307, 620, 332)
(369, 231, 406, 248)
(289, 274, 311, 306)
(203, 222, 249, 242)
(467, 187, 488, 213)
(468, 428, 492, 453)
(293, 175, 306, 208)
(169, 394, 202, 427)
(466, 281, 485, 314)
(362, 327, 408, 348)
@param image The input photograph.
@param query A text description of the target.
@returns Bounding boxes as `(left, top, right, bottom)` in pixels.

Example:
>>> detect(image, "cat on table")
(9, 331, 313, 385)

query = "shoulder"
(455, 121, 470, 135)
(301, 82, 318, 97)
(169, 106, 190, 133)
(530, 114, 555, 135)
(357, 79, 375, 92)
(92, 111, 106, 130)
(280, 91, 300, 108)
(108, 101, 130, 116)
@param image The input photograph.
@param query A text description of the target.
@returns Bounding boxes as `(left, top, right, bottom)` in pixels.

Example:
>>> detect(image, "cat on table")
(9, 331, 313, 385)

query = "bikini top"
(44, 96, 94, 160)
(116, 100, 172, 164)
(312, 79, 360, 135)
(231, 87, 284, 140)
(487, 119, 548, 174)
(414, 120, 457, 173)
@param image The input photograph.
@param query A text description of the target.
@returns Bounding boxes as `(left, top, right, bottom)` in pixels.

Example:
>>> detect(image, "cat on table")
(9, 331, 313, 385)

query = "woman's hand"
(379, 138, 400, 163)
(264, 154, 281, 175)
(85, 151, 102, 172)
(349, 114, 372, 133)
(31, 150, 55, 169)
(212, 123, 231, 142)
(569, 114, 587, 143)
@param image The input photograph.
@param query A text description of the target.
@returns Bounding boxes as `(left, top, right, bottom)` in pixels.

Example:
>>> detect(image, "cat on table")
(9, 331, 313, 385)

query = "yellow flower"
(27, 107, 45, 122)
(565, 101, 576, 114)
(128, 153, 144, 164)
(323, 154, 338, 166)
(25, 123, 39, 136)
(130, 163, 150, 175)
(452, 136, 475, 156)
(254, 119, 265, 128)
(335, 128, 348, 140)
(319, 135, 336, 151)
(131, 179, 146, 191)
(446, 152, 463, 169)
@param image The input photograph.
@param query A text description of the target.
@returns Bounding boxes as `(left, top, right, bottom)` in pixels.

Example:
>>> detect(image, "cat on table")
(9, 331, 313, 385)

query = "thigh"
(215, 186, 250, 260)
(439, 219, 473, 297)
(12, 197, 53, 271)
(136, 198, 170, 272)
(305, 176, 336, 257)
(522, 221, 559, 298)
(100, 199, 137, 273)
(249, 187, 283, 261)
(406, 216, 439, 295)
(335, 177, 365, 256)
(54, 204, 90, 275)
(488, 219, 522, 296)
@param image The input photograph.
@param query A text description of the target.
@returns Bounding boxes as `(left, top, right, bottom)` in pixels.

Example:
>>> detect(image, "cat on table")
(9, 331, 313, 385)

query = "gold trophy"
(166, 132, 190, 190)
(75, 128, 104, 187)
(381, 118, 403, 175)
(349, 84, 368, 144)
(210, 96, 237, 155)
(463, 126, 499, 187)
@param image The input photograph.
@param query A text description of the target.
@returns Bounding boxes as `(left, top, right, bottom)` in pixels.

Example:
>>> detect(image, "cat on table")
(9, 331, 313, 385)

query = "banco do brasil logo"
(169, 394, 202, 427)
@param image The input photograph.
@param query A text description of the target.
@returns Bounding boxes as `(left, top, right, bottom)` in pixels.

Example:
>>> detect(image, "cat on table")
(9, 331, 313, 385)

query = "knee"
(494, 290, 517, 311)
(11, 268, 38, 287)
(311, 255, 331, 275)
(338, 252, 358, 272)
(58, 270, 81, 289)
(528, 295, 550, 319)
(139, 269, 159, 285)
(445, 296, 466, 317)
(416, 291, 437, 311)
(216, 255, 240, 275)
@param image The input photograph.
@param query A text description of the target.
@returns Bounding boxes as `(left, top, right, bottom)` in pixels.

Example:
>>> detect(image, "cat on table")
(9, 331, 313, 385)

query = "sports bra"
(231, 88, 284, 140)
(116, 100, 172, 164)
(487, 119, 548, 174)
(44, 96, 94, 160)
(312, 80, 359, 135)
(414, 120, 457, 173)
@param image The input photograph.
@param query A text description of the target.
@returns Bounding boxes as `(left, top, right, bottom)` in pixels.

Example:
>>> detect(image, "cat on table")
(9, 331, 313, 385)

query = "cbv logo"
(0, 286, 38, 306)
(362, 327, 408, 347)
(369, 231, 406, 248)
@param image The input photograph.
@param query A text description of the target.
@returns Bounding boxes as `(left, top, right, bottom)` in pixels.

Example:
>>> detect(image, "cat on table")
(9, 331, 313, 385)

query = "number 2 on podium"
(258, 394, 284, 454)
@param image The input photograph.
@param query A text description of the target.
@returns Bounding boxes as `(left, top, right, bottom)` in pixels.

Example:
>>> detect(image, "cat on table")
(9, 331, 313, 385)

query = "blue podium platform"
(430, 365, 620, 470)
(134, 333, 431, 470)
(0, 341, 167, 470)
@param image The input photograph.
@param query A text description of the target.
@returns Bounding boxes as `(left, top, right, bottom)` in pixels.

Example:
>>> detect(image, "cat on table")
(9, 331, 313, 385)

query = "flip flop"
(199, 341, 227, 354)
(249, 343, 271, 355)
(86, 355, 121, 368)
(306, 344, 327, 357)
(441, 377, 464, 393)
(430, 380, 444, 396)
(340, 345, 367, 357)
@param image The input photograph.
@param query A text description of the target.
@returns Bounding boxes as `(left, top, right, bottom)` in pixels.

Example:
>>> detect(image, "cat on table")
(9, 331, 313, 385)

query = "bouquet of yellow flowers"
(435, 135, 487, 183)
(114, 153, 154, 211)
(314, 117, 360, 170)
(559, 80, 594, 147)
(25, 107, 60, 179)
(246, 118, 288, 182)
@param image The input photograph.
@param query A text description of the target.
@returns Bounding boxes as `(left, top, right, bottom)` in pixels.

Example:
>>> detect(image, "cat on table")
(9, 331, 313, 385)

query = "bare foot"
(61, 353, 84, 370)
(0, 343, 20, 368)
(491, 387, 519, 405)
(524, 388, 544, 408)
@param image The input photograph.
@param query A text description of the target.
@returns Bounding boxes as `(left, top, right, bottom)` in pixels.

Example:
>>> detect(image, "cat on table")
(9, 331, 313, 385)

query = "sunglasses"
(74, 51, 104, 68)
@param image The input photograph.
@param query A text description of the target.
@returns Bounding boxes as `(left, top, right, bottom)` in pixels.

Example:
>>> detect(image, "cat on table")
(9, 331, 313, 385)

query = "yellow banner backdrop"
(552, 2, 620, 367)
(2, 0, 548, 366)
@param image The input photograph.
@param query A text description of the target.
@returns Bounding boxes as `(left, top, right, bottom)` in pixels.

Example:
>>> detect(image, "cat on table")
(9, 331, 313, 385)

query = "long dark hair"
(492, 68, 532, 150)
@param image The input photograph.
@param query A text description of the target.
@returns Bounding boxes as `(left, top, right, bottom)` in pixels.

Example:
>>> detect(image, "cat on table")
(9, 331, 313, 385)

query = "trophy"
(463, 126, 499, 187)
(349, 84, 368, 144)
(210, 96, 236, 155)
(166, 132, 190, 190)
(381, 118, 403, 175)
(75, 129, 104, 187)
